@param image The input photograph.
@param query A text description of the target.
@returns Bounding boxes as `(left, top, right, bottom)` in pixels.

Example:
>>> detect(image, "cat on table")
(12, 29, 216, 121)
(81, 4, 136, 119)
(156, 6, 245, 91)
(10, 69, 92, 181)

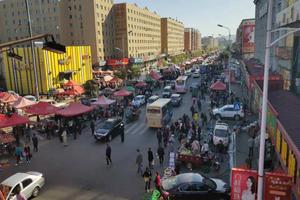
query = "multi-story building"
(0, 0, 115, 65)
(184, 28, 201, 52)
(202, 36, 219, 50)
(161, 17, 184, 56)
(113, 3, 161, 63)
(235, 18, 255, 59)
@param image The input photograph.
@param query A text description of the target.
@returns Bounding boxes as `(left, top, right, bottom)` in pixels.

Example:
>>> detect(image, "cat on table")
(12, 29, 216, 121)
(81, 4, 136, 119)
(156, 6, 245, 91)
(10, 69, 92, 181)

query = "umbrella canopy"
(64, 80, 79, 87)
(135, 82, 147, 87)
(26, 102, 59, 115)
(0, 113, 30, 128)
(210, 80, 226, 91)
(104, 75, 113, 82)
(11, 97, 36, 109)
(125, 86, 135, 92)
(113, 89, 132, 97)
(55, 102, 93, 117)
(91, 95, 116, 106)
(149, 70, 162, 80)
(0, 92, 18, 103)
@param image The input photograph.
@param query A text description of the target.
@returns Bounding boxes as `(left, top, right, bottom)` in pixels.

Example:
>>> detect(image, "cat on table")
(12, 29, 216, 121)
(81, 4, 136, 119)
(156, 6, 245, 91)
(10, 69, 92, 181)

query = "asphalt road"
(0, 76, 237, 200)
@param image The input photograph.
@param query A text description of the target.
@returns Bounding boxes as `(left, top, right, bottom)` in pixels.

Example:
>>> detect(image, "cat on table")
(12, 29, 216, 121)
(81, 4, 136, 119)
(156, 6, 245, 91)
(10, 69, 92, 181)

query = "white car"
(131, 95, 146, 108)
(213, 104, 244, 120)
(0, 171, 45, 200)
(23, 95, 37, 102)
(213, 122, 230, 147)
(39, 99, 68, 109)
(192, 71, 200, 78)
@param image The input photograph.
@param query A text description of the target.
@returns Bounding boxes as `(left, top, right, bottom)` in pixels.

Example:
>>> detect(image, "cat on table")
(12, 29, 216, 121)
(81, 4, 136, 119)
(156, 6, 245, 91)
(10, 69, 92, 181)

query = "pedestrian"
(163, 127, 169, 148)
(201, 141, 209, 157)
(136, 149, 143, 175)
(216, 140, 225, 162)
(106, 143, 112, 165)
(90, 120, 95, 135)
(15, 185, 26, 200)
(143, 167, 152, 193)
(248, 136, 255, 157)
(120, 123, 125, 143)
(197, 98, 202, 111)
(72, 123, 77, 140)
(15, 146, 23, 166)
(62, 129, 68, 147)
(23, 144, 31, 164)
(156, 129, 162, 146)
(154, 171, 161, 189)
(190, 105, 195, 116)
(32, 133, 38, 152)
(148, 147, 154, 169)
(157, 145, 165, 165)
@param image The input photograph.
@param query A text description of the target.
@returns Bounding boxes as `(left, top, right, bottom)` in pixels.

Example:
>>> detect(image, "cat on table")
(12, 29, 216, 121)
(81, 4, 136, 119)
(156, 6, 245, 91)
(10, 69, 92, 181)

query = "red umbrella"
(25, 102, 59, 115)
(11, 97, 36, 109)
(210, 81, 226, 91)
(135, 82, 147, 87)
(113, 89, 132, 97)
(0, 92, 18, 103)
(0, 113, 30, 128)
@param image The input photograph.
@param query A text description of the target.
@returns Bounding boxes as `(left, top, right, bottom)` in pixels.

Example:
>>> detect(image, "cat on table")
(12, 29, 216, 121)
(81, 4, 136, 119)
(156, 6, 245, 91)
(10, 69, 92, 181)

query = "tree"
(83, 80, 98, 97)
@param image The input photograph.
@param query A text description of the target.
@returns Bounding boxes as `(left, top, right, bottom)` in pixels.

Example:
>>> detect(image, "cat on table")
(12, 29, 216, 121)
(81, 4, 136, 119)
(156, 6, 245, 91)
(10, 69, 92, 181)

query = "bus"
(146, 98, 172, 128)
(175, 76, 188, 93)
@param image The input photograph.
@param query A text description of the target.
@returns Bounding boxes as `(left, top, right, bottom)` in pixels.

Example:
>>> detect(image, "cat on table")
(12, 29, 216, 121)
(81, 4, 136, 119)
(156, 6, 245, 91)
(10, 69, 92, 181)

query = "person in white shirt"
(201, 141, 209, 157)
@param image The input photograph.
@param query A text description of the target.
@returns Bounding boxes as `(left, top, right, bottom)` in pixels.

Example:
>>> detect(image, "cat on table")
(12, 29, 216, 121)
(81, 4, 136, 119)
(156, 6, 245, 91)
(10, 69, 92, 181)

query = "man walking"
(120, 123, 125, 143)
(106, 143, 112, 165)
(156, 129, 162, 146)
(157, 145, 165, 165)
(32, 134, 38, 152)
(248, 136, 255, 157)
(148, 147, 154, 169)
(90, 120, 95, 135)
(136, 149, 143, 175)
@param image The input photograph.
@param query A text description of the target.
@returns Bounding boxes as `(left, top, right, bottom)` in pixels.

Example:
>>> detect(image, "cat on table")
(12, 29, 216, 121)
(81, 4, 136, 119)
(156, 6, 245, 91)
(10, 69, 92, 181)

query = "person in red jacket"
(154, 171, 161, 188)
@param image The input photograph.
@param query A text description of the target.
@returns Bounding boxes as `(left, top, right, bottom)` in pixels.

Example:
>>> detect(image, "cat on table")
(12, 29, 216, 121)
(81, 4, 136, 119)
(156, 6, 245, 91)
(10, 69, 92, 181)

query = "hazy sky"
(114, 0, 255, 37)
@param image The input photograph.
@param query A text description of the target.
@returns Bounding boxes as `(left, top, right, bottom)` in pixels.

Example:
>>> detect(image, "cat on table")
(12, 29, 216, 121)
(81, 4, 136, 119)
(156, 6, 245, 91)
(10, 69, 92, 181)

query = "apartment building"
(184, 28, 201, 52)
(0, 0, 115, 64)
(113, 3, 161, 62)
(202, 36, 219, 50)
(161, 18, 184, 56)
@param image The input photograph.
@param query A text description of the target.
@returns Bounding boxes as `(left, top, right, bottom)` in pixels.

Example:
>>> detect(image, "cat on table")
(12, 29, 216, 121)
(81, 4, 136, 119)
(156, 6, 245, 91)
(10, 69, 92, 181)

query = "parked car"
(213, 122, 230, 147)
(0, 171, 45, 200)
(23, 95, 37, 102)
(161, 173, 230, 200)
(162, 86, 172, 98)
(171, 94, 182, 107)
(39, 99, 68, 109)
(131, 95, 146, 108)
(213, 104, 244, 120)
(189, 82, 200, 92)
(147, 95, 159, 105)
(94, 118, 124, 141)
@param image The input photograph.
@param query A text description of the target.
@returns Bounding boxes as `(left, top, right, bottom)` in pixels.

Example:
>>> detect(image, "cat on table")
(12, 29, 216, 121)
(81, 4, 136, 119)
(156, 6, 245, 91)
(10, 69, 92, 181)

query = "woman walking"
(62, 129, 68, 147)
(143, 167, 152, 193)
(24, 144, 31, 164)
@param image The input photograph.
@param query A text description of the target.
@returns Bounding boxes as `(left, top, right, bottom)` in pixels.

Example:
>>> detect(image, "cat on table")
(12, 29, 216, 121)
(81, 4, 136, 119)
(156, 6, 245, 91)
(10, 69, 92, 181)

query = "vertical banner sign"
(231, 168, 258, 200)
(242, 20, 255, 53)
(264, 172, 292, 200)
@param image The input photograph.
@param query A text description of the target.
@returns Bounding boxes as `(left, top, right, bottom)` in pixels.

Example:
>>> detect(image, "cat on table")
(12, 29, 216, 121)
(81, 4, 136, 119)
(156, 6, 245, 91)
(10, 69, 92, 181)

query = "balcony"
(276, 1, 300, 28)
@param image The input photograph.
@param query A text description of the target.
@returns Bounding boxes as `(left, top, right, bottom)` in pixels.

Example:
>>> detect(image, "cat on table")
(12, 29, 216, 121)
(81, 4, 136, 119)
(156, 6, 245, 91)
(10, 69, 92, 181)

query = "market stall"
(10, 97, 36, 109)
(55, 102, 94, 117)
(0, 113, 30, 128)
(113, 89, 132, 97)
(91, 95, 116, 106)
(26, 102, 59, 116)
(0, 92, 18, 103)
(210, 80, 226, 91)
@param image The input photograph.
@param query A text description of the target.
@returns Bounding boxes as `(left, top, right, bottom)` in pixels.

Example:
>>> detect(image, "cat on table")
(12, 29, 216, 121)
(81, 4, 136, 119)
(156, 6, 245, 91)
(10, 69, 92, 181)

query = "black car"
(161, 173, 230, 200)
(94, 118, 124, 141)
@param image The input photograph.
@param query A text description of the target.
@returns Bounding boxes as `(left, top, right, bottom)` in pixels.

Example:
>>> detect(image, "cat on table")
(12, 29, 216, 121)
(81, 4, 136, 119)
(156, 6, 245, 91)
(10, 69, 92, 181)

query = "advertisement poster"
(242, 21, 255, 53)
(231, 168, 258, 200)
(264, 172, 292, 200)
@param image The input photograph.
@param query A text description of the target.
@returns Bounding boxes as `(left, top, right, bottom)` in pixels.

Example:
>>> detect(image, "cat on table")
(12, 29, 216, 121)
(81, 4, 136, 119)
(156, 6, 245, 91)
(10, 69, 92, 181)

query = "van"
(162, 86, 172, 98)
(147, 95, 159, 105)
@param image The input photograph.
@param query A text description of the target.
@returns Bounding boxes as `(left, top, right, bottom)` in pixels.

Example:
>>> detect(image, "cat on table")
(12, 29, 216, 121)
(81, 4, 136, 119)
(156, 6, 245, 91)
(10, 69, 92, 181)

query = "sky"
(114, 0, 255, 37)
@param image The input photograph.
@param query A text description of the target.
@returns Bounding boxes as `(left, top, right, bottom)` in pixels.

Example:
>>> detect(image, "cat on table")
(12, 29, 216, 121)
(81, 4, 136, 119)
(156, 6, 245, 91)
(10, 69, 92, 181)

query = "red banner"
(231, 168, 258, 200)
(242, 21, 255, 53)
(106, 58, 129, 66)
(264, 172, 292, 200)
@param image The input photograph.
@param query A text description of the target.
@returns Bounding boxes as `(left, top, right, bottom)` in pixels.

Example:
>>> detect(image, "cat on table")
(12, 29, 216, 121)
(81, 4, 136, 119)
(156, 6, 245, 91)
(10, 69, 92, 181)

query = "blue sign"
(233, 103, 241, 110)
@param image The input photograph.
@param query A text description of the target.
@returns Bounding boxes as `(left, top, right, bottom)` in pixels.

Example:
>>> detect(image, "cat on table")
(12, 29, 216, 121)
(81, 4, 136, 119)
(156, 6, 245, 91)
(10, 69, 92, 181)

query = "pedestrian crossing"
(125, 119, 151, 136)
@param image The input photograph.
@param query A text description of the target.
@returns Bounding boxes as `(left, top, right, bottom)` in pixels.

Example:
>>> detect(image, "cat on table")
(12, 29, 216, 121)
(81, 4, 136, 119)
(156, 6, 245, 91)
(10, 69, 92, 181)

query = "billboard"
(242, 20, 255, 53)
(264, 172, 293, 200)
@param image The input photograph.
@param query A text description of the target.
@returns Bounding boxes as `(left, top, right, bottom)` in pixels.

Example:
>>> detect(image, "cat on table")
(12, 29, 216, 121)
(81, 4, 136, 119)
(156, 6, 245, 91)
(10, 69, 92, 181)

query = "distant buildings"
(184, 28, 201, 52)
(201, 36, 219, 50)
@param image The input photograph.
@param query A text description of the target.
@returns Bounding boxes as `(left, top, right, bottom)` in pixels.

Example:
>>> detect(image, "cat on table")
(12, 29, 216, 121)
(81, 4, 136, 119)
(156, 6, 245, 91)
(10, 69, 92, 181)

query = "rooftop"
(268, 90, 300, 151)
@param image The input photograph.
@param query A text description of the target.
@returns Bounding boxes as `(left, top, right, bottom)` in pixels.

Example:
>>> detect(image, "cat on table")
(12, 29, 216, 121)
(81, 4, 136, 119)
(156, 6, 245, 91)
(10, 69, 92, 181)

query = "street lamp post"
(25, 0, 39, 99)
(217, 24, 232, 94)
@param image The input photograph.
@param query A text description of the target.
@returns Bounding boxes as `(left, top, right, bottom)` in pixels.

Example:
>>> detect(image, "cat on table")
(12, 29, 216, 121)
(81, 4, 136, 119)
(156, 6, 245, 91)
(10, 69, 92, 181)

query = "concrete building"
(113, 3, 161, 62)
(201, 36, 219, 50)
(161, 17, 184, 56)
(184, 28, 201, 52)
(235, 18, 255, 59)
(0, 0, 115, 65)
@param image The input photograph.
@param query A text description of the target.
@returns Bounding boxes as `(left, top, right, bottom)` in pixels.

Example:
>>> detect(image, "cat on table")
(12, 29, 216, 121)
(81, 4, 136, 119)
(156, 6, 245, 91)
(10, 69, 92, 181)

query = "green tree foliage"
(83, 79, 98, 97)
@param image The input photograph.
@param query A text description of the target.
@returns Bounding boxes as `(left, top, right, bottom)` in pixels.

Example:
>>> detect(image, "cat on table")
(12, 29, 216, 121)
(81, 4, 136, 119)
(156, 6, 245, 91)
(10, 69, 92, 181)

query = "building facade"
(161, 18, 184, 56)
(2, 46, 92, 95)
(201, 36, 219, 50)
(113, 3, 161, 62)
(184, 28, 201, 52)
(0, 0, 114, 65)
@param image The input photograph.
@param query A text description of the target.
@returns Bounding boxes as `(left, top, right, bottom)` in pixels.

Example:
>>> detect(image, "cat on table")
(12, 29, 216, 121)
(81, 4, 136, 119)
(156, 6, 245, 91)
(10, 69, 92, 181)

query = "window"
(22, 179, 33, 189)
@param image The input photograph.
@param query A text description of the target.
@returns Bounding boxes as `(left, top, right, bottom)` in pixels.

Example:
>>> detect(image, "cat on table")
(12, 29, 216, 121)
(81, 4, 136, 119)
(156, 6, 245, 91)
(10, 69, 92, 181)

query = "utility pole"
(25, 0, 39, 99)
